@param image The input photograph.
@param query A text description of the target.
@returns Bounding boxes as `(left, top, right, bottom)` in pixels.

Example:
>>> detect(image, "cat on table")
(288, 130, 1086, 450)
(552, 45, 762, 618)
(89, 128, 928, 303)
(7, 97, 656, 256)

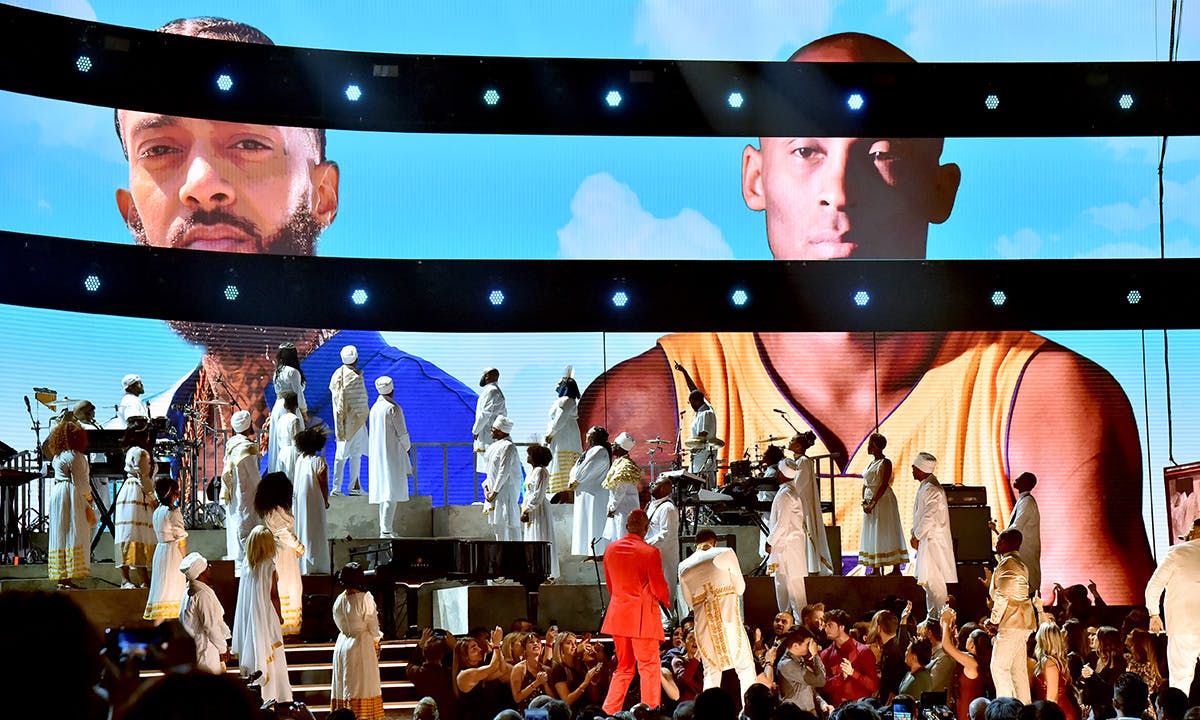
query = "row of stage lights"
(80, 273, 1146, 309)
(71, 55, 1140, 113)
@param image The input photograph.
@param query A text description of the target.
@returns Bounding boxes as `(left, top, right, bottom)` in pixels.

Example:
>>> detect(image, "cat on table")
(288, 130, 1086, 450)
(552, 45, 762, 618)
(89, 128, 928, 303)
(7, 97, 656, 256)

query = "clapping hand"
(490, 626, 503, 650)
(840, 659, 854, 679)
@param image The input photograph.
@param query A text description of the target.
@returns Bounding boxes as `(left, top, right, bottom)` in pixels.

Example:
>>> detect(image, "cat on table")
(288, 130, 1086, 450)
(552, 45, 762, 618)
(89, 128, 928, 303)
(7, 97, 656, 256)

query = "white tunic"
(471, 382, 507, 472)
(767, 482, 810, 584)
(792, 455, 833, 575)
(678, 546, 754, 675)
(114, 446, 156, 569)
(117, 392, 149, 428)
(546, 396, 582, 494)
(1008, 491, 1041, 595)
(603, 457, 641, 543)
(331, 590, 383, 709)
(225, 435, 262, 564)
(144, 505, 187, 620)
(646, 496, 681, 601)
(521, 466, 559, 578)
(271, 412, 302, 479)
(911, 477, 958, 587)
(293, 454, 330, 575)
(263, 507, 305, 635)
(1144, 538, 1200, 693)
(570, 445, 611, 555)
(268, 367, 307, 475)
(329, 364, 370, 452)
(232, 556, 293, 703)
(483, 438, 522, 541)
(689, 402, 717, 473)
(181, 579, 231, 674)
(367, 397, 411, 503)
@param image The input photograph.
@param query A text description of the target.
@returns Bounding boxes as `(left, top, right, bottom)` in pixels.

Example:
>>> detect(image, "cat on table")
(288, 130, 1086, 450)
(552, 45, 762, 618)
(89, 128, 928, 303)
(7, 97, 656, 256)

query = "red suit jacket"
(601, 533, 672, 640)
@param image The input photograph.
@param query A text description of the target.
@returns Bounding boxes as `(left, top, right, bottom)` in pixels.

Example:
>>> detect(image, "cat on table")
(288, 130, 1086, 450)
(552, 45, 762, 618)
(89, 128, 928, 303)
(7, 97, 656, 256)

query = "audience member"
(1154, 687, 1188, 720)
(819, 609, 880, 705)
(413, 696, 439, 720)
(868, 608, 909, 701)
(1110, 672, 1148, 720)
(773, 627, 826, 713)
(694, 686, 737, 720)
(510, 632, 551, 710)
(941, 607, 995, 720)
(919, 619, 955, 693)
(898, 638, 934, 698)
(1016, 701, 1067, 720)
(1032, 623, 1080, 720)
(122, 671, 258, 720)
(407, 631, 458, 720)
(743, 682, 779, 720)
(985, 698, 1024, 720)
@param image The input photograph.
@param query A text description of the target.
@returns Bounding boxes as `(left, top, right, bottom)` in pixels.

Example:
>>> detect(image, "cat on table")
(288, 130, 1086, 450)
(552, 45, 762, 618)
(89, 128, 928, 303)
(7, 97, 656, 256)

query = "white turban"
(340, 345, 358, 364)
(122, 373, 141, 389)
(777, 458, 798, 479)
(492, 415, 514, 434)
(375, 376, 394, 394)
(614, 432, 636, 452)
(913, 452, 938, 474)
(231, 410, 252, 433)
(179, 552, 208, 580)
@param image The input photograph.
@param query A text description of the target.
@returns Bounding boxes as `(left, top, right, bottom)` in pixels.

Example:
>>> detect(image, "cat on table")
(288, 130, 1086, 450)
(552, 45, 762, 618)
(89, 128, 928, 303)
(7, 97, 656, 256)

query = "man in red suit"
(601, 508, 673, 713)
(818, 608, 880, 706)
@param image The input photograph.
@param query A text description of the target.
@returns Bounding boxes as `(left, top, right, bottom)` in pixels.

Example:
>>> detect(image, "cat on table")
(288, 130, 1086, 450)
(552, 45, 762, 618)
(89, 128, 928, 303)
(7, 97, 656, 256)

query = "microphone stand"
(774, 409, 800, 433)
(590, 536, 606, 623)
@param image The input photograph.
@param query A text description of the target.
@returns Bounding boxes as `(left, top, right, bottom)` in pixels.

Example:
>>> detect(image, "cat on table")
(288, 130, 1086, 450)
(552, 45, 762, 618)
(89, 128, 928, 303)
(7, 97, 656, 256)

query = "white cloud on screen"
(633, 0, 833, 60)
(8, 0, 96, 21)
(1073, 237, 1200, 259)
(995, 228, 1052, 259)
(892, 0, 1163, 61)
(1095, 137, 1200, 166)
(557, 172, 733, 259)
(1086, 173, 1200, 233)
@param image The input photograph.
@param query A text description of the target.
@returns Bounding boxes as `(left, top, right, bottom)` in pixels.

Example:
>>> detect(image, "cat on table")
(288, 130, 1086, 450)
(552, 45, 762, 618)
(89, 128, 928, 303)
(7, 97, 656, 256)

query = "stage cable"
(601, 332, 609, 430)
(1157, 0, 1182, 466)
(872, 332, 879, 431)
(1141, 329, 1157, 561)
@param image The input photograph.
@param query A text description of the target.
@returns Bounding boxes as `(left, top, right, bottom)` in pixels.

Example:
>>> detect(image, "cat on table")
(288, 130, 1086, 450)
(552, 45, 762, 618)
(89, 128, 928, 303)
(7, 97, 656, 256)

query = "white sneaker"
(349, 487, 366, 496)
(330, 488, 343, 497)
(121, 582, 136, 589)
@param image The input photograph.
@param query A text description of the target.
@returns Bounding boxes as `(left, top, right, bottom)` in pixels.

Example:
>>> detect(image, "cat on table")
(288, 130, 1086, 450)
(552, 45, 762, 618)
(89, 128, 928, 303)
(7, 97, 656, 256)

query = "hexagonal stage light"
(488, 289, 505, 306)
(1126, 289, 1142, 305)
(991, 290, 1007, 306)
(351, 288, 369, 306)
(727, 91, 744, 109)
(76, 55, 92, 73)
(985, 94, 1000, 110)
(83, 274, 101, 293)
(483, 88, 501, 106)
(853, 290, 870, 307)
(611, 290, 629, 308)
(1118, 93, 1134, 110)
(730, 289, 749, 307)
(224, 285, 240, 301)
(216, 73, 234, 92)
(605, 90, 623, 108)
(345, 84, 362, 102)
(846, 92, 865, 111)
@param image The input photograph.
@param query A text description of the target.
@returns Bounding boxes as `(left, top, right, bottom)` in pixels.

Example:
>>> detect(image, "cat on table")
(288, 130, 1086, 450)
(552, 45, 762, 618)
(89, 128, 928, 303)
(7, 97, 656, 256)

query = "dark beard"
(127, 202, 325, 353)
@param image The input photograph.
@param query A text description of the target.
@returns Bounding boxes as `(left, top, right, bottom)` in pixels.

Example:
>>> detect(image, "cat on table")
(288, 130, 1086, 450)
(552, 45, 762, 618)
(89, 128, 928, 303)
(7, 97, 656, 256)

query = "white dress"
(268, 367, 307, 474)
(859, 457, 909, 568)
(232, 556, 293, 703)
(546, 396, 582, 494)
(273, 412, 302, 480)
(181, 579, 231, 674)
(114, 446, 156, 569)
(331, 590, 384, 720)
(793, 454, 834, 575)
(144, 505, 187, 620)
(483, 438, 522, 541)
(263, 507, 305, 635)
(570, 445, 611, 555)
(293, 454, 330, 575)
(521, 466, 559, 579)
(48, 450, 92, 581)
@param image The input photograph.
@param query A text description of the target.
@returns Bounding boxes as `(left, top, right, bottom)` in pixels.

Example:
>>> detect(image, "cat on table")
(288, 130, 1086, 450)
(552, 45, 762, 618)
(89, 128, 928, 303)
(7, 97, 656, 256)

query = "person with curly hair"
(45, 421, 94, 588)
(254, 472, 304, 635)
(293, 426, 330, 575)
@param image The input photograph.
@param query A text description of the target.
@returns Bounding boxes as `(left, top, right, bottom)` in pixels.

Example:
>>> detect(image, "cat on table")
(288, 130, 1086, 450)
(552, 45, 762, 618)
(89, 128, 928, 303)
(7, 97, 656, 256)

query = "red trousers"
(603, 635, 661, 713)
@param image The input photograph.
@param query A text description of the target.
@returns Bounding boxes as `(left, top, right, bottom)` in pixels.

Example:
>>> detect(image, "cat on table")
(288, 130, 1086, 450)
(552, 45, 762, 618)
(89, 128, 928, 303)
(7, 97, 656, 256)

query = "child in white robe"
(255, 471, 305, 635)
(292, 427, 330, 575)
(115, 439, 155, 589)
(272, 391, 303, 480)
(179, 552, 231, 674)
(520, 445, 559, 580)
(144, 478, 187, 622)
(232, 525, 293, 704)
(330, 563, 384, 720)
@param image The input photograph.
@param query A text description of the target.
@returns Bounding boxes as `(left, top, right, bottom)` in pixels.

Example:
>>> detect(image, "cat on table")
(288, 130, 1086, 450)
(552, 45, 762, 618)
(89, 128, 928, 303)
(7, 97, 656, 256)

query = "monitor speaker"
(948, 505, 993, 562)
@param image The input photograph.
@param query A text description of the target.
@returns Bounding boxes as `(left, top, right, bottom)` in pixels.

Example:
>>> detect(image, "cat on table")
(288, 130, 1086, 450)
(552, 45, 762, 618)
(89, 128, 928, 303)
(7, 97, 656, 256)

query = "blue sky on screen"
(1, 1, 1199, 552)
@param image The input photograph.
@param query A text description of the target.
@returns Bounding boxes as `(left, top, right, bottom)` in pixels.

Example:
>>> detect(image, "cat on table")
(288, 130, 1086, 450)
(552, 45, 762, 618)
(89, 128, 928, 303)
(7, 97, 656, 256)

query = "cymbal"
(684, 436, 725, 450)
(645, 437, 672, 445)
(756, 435, 787, 443)
(196, 399, 231, 406)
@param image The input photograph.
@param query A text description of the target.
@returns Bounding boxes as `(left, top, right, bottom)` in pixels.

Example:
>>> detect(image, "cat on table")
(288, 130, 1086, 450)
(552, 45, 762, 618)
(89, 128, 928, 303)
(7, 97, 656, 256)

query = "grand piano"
(367, 538, 552, 637)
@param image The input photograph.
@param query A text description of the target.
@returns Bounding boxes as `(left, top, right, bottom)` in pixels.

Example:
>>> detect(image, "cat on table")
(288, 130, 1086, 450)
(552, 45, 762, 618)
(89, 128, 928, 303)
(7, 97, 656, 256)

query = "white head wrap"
(122, 373, 141, 389)
(230, 410, 252, 433)
(913, 452, 938, 474)
(179, 552, 208, 580)
(492, 415, 514, 434)
(340, 345, 358, 364)
(375, 376, 394, 394)
(614, 432, 636, 452)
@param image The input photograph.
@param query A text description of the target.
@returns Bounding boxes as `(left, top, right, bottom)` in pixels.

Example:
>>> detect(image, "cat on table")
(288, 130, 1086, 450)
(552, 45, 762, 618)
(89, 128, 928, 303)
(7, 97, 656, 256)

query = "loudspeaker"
(948, 505, 993, 562)
(952, 561, 994, 621)
(824, 526, 842, 575)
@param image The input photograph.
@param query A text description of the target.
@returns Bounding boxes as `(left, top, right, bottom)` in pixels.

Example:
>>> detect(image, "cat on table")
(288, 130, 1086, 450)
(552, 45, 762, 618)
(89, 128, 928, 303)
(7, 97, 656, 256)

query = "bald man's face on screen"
(741, 34, 961, 260)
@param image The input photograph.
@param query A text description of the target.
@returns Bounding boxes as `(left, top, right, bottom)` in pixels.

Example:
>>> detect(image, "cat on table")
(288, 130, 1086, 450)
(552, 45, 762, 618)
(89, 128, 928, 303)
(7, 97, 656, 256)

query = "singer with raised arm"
(673, 362, 716, 475)
(785, 432, 834, 576)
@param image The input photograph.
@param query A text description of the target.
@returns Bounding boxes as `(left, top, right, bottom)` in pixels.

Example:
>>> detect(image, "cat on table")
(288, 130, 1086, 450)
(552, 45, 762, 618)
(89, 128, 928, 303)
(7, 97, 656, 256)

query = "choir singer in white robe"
(221, 410, 261, 571)
(482, 416, 522, 541)
(787, 431, 834, 576)
(116, 374, 149, 428)
(367, 376, 411, 538)
(329, 344, 369, 496)
(678, 529, 757, 694)
(472, 367, 507, 473)
(545, 371, 583, 497)
(521, 445, 559, 579)
(996, 472, 1041, 596)
(910, 452, 958, 615)
(603, 432, 641, 544)
(1146, 518, 1200, 694)
(570, 426, 612, 557)
(768, 455, 809, 618)
(646, 475, 680, 613)
(179, 552, 231, 674)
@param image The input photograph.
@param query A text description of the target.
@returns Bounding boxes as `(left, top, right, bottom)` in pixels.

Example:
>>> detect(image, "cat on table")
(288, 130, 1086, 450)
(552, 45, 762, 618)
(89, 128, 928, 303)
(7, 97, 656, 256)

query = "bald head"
(789, 32, 916, 64)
